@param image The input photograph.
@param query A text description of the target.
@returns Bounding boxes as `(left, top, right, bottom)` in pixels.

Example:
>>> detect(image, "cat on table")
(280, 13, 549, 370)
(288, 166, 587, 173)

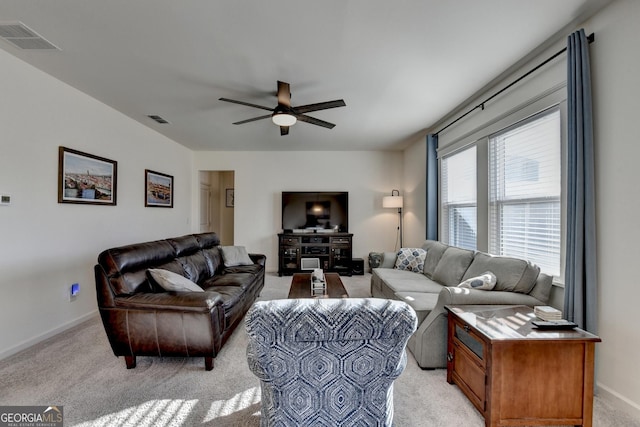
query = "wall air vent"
(148, 115, 170, 124)
(0, 22, 60, 50)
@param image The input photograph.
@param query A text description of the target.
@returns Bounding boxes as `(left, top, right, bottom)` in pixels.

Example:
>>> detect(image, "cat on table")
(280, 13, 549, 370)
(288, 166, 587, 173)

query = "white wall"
(585, 0, 640, 417)
(192, 151, 404, 272)
(403, 0, 640, 418)
(0, 49, 193, 359)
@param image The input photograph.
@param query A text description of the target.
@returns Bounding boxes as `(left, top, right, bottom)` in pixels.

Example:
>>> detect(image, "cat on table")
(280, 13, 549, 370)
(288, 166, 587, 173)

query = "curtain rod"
(435, 32, 595, 135)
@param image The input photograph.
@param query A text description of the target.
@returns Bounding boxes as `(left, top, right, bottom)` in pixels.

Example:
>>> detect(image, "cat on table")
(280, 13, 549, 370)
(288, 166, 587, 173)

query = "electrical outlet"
(69, 283, 80, 301)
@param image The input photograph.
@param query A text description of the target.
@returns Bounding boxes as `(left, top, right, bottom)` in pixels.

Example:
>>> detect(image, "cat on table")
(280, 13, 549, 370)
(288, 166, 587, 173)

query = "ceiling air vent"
(0, 22, 60, 50)
(148, 115, 170, 124)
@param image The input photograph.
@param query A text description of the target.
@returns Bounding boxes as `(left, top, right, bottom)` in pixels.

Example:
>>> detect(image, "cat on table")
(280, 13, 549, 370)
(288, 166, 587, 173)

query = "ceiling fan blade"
(219, 97, 273, 112)
(296, 114, 336, 129)
(294, 99, 346, 114)
(232, 114, 272, 125)
(277, 81, 291, 107)
(280, 126, 290, 136)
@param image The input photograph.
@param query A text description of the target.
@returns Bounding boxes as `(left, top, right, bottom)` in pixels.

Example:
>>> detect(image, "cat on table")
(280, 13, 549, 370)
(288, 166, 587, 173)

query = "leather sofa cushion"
(461, 252, 540, 294)
(204, 285, 247, 330)
(223, 264, 263, 275)
(167, 235, 200, 257)
(431, 247, 475, 286)
(178, 252, 210, 284)
(202, 272, 257, 290)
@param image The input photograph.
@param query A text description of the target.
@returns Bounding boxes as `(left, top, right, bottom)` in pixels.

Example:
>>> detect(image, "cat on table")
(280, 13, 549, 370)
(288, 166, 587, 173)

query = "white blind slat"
(489, 108, 561, 277)
(442, 146, 477, 250)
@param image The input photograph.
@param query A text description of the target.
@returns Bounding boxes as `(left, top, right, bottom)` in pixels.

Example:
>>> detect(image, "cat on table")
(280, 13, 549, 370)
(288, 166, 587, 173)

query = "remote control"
(532, 320, 578, 330)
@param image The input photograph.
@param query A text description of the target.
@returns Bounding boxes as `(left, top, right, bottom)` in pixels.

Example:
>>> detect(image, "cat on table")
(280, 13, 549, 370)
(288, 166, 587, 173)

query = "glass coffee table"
(288, 272, 349, 298)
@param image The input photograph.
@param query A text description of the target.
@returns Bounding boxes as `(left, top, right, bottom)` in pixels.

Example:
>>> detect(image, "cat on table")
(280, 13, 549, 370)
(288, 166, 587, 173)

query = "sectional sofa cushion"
(394, 292, 440, 324)
(461, 252, 540, 294)
(371, 268, 443, 300)
(431, 246, 475, 286)
(529, 272, 554, 303)
(421, 240, 448, 278)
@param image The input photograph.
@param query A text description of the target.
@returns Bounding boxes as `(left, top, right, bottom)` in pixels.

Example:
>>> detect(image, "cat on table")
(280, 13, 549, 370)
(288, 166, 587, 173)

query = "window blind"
(489, 108, 561, 276)
(442, 146, 477, 250)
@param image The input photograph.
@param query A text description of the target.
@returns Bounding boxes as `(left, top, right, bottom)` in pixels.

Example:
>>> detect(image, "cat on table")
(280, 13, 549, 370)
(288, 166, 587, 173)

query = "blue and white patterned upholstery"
(245, 298, 417, 426)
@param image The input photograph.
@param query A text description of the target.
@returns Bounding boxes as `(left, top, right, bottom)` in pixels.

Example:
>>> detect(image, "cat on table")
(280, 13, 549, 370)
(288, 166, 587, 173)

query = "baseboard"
(0, 310, 99, 362)
(597, 381, 640, 422)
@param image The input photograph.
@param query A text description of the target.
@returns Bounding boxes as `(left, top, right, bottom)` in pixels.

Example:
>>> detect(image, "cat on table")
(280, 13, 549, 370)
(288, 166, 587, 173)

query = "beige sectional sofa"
(371, 240, 553, 369)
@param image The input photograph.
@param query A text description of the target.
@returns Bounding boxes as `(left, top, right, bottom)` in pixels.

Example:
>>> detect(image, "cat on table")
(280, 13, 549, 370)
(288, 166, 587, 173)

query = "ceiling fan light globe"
(272, 112, 297, 127)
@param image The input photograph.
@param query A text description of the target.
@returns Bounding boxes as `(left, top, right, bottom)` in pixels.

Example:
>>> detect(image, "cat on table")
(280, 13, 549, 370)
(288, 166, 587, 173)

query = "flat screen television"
(282, 191, 348, 232)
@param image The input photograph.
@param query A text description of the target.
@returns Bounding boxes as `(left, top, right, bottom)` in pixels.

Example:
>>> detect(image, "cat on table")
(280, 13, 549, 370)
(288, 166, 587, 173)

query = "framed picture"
(58, 146, 117, 205)
(226, 188, 234, 207)
(145, 169, 174, 208)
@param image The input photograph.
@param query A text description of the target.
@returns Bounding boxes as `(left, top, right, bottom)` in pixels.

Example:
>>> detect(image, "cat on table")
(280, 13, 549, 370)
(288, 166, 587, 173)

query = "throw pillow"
(457, 271, 497, 291)
(220, 245, 254, 267)
(368, 252, 383, 269)
(394, 248, 427, 273)
(147, 269, 204, 292)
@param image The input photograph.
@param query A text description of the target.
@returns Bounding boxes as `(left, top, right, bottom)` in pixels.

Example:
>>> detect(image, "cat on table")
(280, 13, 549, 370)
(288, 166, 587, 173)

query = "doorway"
(199, 170, 234, 245)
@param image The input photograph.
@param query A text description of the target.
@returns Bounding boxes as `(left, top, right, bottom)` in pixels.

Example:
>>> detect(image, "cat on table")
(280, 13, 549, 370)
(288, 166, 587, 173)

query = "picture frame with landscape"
(58, 146, 117, 205)
(145, 169, 173, 208)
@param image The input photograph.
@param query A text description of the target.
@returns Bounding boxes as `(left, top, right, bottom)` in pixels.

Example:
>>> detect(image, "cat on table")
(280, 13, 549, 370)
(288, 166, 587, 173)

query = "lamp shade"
(382, 195, 403, 209)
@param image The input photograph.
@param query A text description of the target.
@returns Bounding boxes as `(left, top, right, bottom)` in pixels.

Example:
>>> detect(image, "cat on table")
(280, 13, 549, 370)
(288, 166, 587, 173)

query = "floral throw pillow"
(394, 248, 427, 273)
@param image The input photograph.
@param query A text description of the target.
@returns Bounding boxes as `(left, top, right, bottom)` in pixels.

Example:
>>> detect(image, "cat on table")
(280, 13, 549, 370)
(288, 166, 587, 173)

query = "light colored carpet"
(0, 273, 637, 426)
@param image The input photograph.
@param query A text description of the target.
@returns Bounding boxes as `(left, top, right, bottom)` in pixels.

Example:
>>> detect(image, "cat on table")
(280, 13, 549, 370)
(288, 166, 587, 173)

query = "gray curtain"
(564, 29, 597, 333)
(426, 134, 438, 240)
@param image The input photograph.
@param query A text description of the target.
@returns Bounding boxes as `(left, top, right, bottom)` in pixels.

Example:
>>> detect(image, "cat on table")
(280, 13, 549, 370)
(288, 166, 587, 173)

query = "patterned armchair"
(245, 298, 417, 426)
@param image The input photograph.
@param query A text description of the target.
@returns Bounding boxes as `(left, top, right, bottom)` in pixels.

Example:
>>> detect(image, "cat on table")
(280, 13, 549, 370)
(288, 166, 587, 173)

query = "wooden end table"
(288, 272, 349, 298)
(445, 304, 601, 427)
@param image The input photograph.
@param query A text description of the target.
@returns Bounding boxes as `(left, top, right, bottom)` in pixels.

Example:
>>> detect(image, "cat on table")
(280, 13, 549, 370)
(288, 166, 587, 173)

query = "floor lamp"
(383, 190, 403, 249)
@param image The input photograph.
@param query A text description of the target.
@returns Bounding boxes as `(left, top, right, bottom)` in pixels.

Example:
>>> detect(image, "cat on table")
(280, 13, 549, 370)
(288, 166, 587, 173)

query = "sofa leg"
(125, 355, 136, 369)
(204, 356, 214, 371)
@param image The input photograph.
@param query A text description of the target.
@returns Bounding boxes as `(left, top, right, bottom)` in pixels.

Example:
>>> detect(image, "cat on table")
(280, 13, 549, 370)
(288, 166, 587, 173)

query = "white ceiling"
(0, 0, 610, 151)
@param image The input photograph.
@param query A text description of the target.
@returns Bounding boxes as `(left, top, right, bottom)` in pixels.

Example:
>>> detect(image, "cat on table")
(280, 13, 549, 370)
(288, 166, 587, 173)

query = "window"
(439, 105, 563, 279)
(441, 146, 477, 250)
(489, 108, 561, 276)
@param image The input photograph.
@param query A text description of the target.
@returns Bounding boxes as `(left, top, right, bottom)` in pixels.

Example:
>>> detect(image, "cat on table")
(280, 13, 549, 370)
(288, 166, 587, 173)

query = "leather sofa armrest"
(249, 253, 266, 266)
(114, 291, 223, 313)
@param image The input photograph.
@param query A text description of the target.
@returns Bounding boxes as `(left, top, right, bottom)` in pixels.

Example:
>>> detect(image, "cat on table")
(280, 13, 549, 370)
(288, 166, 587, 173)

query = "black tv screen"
(282, 192, 348, 232)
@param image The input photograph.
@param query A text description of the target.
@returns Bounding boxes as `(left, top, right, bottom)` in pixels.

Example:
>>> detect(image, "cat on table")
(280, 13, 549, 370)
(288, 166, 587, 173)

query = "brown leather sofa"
(94, 232, 265, 370)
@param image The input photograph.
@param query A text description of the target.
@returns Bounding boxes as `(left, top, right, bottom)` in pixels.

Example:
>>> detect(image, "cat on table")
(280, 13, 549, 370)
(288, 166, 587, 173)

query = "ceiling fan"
(219, 81, 346, 135)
